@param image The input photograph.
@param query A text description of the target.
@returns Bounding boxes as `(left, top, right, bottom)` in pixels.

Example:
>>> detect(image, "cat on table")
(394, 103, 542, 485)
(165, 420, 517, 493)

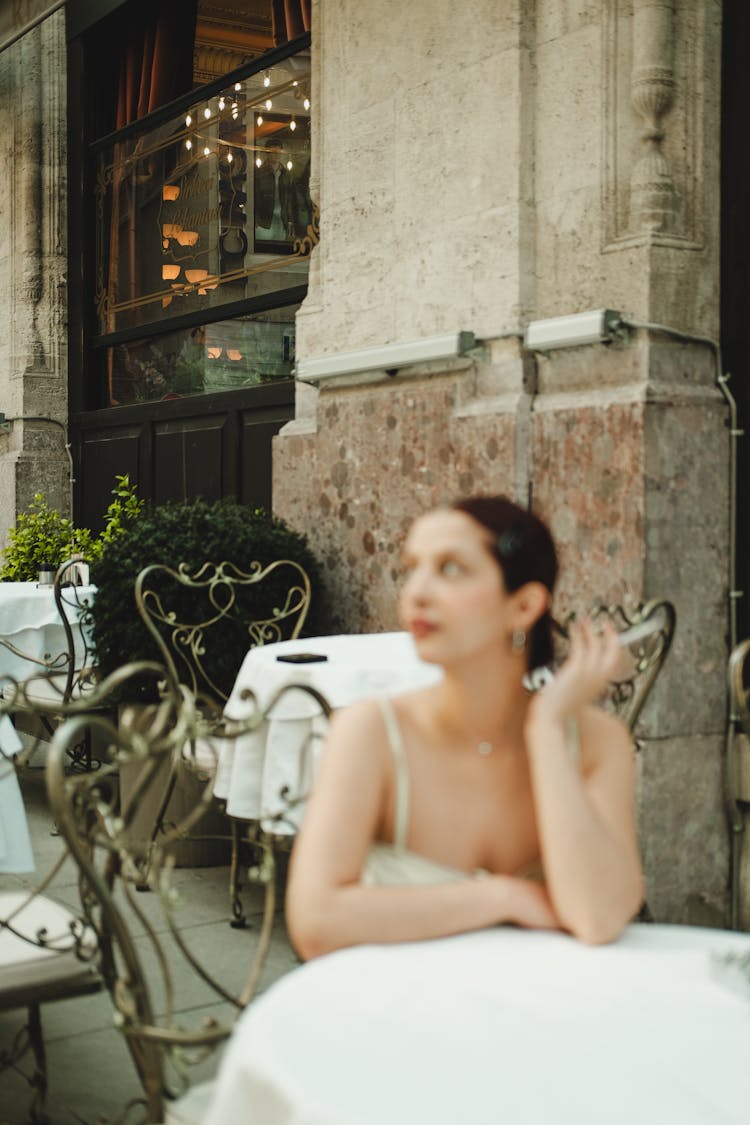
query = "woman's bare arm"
(286, 699, 559, 960)
(524, 621, 644, 944)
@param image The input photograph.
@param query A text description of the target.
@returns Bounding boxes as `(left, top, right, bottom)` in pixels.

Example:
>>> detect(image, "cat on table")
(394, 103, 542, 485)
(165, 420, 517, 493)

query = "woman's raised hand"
(526, 617, 624, 727)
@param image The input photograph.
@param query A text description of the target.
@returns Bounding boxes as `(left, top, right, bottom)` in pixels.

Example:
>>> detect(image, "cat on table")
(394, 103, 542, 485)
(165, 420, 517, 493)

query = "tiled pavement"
(1, 767, 300, 1125)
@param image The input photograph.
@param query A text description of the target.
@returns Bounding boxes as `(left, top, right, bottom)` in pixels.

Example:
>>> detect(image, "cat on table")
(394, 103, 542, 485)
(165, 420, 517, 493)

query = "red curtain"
(116, 0, 197, 129)
(106, 1, 197, 402)
(272, 0, 311, 46)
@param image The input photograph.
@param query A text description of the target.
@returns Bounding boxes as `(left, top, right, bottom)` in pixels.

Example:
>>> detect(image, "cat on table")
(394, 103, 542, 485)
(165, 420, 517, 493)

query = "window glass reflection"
(107, 307, 298, 406)
(95, 49, 313, 336)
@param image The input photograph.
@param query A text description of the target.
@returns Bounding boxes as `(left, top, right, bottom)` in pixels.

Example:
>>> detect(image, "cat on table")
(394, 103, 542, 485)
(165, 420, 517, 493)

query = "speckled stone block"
(637, 734, 729, 926)
(274, 372, 522, 632)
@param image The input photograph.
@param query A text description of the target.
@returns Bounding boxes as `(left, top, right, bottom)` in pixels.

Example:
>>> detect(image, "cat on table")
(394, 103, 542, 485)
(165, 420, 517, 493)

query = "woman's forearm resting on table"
(286, 873, 558, 961)
(524, 711, 644, 945)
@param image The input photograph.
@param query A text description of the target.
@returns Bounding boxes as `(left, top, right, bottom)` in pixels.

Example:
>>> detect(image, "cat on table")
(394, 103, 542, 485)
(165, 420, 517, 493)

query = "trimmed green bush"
(89, 498, 326, 700)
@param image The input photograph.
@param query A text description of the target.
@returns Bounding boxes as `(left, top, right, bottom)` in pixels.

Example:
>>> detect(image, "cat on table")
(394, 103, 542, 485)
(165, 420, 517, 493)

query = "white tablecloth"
(204, 923, 750, 1125)
(213, 632, 441, 827)
(0, 582, 96, 873)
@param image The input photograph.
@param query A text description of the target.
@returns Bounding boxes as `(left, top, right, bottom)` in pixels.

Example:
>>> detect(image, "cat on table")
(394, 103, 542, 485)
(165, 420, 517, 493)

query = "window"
(77, 2, 313, 407)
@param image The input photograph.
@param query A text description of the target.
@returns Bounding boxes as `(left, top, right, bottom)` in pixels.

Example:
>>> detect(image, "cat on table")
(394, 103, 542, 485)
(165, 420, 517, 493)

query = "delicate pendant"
(477, 741, 493, 757)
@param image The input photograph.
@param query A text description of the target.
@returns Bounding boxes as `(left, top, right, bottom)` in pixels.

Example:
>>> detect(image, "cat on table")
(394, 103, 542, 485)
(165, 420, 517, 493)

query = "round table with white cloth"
(0, 581, 95, 873)
(203, 923, 750, 1125)
(212, 632, 441, 828)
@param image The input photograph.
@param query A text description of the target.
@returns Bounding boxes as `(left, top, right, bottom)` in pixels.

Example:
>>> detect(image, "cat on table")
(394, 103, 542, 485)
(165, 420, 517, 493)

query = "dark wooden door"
(71, 381, 294, 531)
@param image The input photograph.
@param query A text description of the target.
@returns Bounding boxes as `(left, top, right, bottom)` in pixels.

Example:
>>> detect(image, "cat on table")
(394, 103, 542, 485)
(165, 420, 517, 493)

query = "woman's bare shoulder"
(320, 696, 393, 769)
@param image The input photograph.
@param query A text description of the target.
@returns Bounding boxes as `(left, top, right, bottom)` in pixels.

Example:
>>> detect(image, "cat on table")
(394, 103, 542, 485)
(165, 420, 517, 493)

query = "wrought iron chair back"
(134, 559, 312, 706)
(0, 557, 99, 770)
(552, 598, 676, 733)
(43, 667, 321, 1124)
(131, 559, 313, 904)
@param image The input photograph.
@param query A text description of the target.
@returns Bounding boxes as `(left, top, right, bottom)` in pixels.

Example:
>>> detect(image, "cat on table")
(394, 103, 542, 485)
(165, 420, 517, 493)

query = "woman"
(286, 496, 644, 959)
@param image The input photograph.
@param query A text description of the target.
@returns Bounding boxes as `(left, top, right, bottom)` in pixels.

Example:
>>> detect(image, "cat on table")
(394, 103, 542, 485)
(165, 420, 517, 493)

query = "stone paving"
(1, 768, 299, 1125)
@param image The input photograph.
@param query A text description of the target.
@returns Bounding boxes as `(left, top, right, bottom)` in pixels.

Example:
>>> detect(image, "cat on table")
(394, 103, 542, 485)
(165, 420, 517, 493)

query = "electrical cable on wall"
(2, 415, 75, 515)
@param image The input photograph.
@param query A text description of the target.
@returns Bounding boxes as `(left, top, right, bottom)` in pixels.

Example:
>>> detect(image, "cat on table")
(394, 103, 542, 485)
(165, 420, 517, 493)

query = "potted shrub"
(0, 475, 143, 581)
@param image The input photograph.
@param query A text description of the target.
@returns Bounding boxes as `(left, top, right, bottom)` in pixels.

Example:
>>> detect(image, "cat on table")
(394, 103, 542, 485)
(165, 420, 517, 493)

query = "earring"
(511, 629, 526, 652)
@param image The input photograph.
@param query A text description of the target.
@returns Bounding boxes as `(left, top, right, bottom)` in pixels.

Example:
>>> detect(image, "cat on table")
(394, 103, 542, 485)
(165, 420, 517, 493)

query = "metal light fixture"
(523, 309, 625, 351)
(296, 332, 477, 383)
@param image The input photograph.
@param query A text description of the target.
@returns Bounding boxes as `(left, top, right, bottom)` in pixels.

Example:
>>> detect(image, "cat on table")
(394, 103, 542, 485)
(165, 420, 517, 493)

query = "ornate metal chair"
(43, 668, 314, 1125)
(133, 559, 316, 921)
(1, 556, 99, 771)
(551, 598, 676, 734)
(726, 637, 750, 930)
(134, 559, 311, 708)
(0, 879, 102, 1123)
(551, 599, 676, 924)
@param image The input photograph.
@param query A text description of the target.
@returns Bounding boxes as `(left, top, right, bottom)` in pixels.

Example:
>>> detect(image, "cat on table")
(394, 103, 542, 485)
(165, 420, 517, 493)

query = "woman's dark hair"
(452, 495, 558, 670)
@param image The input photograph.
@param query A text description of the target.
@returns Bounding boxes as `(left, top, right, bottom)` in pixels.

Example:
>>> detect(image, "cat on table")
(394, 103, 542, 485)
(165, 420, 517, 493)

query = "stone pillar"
(276, 0, 537, 629)
(274, 0, 728, 923)
(0, 8, 69, 549)
(530, 0, 726, 924)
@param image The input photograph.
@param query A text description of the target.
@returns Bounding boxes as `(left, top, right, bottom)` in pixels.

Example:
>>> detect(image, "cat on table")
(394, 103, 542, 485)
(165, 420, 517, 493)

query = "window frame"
(67, 19, 312, 412)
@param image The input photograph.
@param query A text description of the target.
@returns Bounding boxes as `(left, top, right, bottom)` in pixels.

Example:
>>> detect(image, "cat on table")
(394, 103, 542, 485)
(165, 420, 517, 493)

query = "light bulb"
(235, 82, 241, 91)
(185, 139, 192, 150)
(257, 115, 263, 126)
(204, 106, 211, 119)
(218, 97, 225, 110)
(227, 151, 234, 163)
(290, 117, 297, 131)
(286, 160, 293, 170)
(303, 97, 310, 110)
(265, 99, 272, 110)
(185, 113, 192, 126)
(263, 71, 271, 87)
(255, 157, 262, 168)
(293, 80, 298, 87)
(203, 146, 210, 156)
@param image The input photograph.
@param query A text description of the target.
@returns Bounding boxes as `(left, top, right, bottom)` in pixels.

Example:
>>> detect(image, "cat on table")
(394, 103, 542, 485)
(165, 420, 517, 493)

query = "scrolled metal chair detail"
(552, 598, 676, 733)
(135, 559, 312, 706)
(133, 558, 315, 926)
(43, 669, 320, 1125)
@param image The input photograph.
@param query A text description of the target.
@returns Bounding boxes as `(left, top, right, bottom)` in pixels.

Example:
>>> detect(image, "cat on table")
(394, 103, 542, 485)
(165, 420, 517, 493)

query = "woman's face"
(398, 509, 513, 664)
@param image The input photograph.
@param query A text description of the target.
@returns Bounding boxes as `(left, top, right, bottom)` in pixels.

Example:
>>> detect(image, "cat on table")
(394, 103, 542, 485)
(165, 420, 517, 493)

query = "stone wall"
(275, 0, 731, 924)
(0, 9, 69, 547)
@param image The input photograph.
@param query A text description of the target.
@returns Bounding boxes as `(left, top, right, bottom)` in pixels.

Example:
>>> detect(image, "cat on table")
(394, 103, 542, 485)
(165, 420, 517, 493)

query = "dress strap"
(374, 695, 410, 849)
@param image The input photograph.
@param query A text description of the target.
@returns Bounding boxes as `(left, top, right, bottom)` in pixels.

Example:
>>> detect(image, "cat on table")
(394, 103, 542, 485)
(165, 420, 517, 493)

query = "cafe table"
(203, 922, 750, 1125)
(0, 581, 96, 874)
(212, 632, 441, 830)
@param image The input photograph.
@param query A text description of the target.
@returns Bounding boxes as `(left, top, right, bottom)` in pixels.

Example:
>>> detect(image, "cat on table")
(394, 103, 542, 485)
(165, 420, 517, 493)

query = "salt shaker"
(38, 562, 56, 587)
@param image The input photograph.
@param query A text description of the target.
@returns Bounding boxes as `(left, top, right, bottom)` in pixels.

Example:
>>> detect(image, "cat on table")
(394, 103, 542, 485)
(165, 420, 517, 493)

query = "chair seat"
(0, 889, 100, 1009)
